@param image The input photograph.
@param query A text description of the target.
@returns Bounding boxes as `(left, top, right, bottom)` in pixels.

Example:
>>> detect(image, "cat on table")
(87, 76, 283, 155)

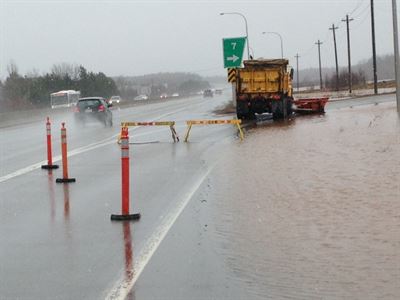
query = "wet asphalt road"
(0, 93, 241, 299)
(0, 93, 398, 300)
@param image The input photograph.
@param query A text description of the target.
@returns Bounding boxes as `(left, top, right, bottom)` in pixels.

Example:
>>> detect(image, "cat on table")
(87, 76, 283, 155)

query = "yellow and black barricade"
(227, 68, 236, 83)
(119, 121, 179, 143)
(184, 119, 244, 142)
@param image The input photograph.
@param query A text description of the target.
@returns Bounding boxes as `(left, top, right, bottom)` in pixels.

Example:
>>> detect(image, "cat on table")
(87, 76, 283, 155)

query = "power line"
(352, 2, 370, 19)
(352, 7, 371, 31)
(349, 0, 366, 15)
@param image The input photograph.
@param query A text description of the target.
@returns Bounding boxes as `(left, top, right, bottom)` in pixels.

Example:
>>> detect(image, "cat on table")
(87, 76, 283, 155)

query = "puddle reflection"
(123, 222, 136, 300)
(63, 184, 70, 220)
(123, 222, 133, 280)
(47, 171, 56, 222)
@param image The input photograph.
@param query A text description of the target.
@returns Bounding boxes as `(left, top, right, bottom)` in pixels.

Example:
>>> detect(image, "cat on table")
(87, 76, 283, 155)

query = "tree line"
(324, 69, 367, 90)
(0, 63, 118, 111)
(0, 63, 212, 111)
(293, 54, 395, 89)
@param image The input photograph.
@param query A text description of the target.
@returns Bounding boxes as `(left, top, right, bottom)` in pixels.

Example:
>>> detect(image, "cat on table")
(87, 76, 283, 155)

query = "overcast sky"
(0, 0, 398, 78)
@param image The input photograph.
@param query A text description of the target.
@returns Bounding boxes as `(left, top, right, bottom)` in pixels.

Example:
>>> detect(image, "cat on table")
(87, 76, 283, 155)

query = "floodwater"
(208, 102, 400, 299)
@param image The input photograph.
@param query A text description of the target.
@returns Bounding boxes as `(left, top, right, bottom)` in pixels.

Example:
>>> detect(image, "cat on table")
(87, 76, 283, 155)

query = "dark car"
(74, 97, 113, 126)
(203, 89, 213, 97)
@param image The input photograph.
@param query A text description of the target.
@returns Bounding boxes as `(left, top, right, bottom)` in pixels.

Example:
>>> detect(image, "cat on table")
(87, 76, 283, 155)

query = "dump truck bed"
(238, 59, 291, 94)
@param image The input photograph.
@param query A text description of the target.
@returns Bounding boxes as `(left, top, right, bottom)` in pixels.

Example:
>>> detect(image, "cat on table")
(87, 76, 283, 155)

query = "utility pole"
(342, 14, 354, 93)
(392, 0, 400, 113)
(295, 53, 300, 92)
(315, 40, 323, 90)
(371, 0, 378, 94)
(329, 24, 340, 92)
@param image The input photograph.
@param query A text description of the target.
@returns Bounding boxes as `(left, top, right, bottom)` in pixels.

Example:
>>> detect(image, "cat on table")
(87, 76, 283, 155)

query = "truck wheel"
(286, 97, 294, 116)
(246, 112, 256, 120)
(282, 97, 288, 118)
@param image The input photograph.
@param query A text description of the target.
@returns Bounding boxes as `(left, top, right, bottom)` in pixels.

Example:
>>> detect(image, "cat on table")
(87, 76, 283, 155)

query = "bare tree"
(7, 61, 19, 77)
(51, 63, 80, 79)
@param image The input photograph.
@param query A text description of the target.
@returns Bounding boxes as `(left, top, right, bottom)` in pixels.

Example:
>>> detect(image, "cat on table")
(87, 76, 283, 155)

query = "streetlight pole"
(263, 31, 284, 58)
(392, 0, 400, 113)
(371, 0, 378, 94)
(220, 12, 250, 60)
(295, 53, 300, 92)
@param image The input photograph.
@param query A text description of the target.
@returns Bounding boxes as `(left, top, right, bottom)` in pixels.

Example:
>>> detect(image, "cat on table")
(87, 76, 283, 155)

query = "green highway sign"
(222, 37, 246, 68)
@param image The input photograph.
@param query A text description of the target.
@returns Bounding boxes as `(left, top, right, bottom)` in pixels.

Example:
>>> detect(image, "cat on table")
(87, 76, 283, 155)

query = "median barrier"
(118, 121, 179, 143)
(184, 119, 244, 142)
(111, 127, 141, 221)
(41, 117, 59, 170)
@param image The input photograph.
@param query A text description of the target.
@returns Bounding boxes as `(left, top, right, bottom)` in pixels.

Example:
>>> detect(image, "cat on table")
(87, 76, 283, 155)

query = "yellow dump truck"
(235, 59, 294, 119)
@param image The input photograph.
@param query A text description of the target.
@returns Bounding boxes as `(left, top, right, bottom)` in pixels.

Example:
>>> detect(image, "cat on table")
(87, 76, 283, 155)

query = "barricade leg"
(56, 123, 76, 183)
(170, 125, 179, 142)
(236, 123, 244, 141)
(41, 117, 59, 169)
(111, 127, 141, 221)
(184, 124, 193, 142)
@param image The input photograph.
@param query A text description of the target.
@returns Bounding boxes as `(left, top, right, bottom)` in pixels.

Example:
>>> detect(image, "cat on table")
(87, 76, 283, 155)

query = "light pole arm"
(220, 12, 250, 60)
(263, 31, 284, 58)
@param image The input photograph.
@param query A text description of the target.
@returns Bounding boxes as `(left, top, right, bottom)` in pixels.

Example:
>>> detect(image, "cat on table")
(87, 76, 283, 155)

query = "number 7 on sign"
(231, 42, 236, 50)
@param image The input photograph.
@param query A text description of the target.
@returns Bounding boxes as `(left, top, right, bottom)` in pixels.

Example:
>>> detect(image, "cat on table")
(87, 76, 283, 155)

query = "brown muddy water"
(208, 102, 400, 299)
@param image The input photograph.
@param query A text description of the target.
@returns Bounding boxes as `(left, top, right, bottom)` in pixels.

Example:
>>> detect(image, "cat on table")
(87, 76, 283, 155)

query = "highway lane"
(0, 95, 227, 177)
(326, 93, 395, 110)
(0, 92, 243, 299)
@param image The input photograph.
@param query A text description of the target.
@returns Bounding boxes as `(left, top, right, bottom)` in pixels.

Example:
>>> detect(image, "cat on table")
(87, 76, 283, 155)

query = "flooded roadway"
(1, 95, 399, 299)
(207, 102, 400, 299)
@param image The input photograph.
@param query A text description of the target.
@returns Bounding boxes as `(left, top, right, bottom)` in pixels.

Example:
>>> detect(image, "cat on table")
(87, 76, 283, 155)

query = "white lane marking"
(105, 167, 213, 300)
(0, 160, 48, 183)
(0, 106, 191, 184)
(0, 135, 118, 183)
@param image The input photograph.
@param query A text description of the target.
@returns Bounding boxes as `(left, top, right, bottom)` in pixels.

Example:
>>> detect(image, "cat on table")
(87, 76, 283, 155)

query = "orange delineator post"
(41, 117, 59, 170)
(111, 127, 141, 221)
(121, 126, 130, 214)
(56, 123, 76, 183)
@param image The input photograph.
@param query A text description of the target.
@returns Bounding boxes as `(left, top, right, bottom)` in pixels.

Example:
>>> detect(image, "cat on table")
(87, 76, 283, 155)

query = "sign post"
(222, 37, 246, 68)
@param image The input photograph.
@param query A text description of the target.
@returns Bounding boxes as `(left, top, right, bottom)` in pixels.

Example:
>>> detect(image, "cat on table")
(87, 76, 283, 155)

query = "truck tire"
(272, 100, 284, 119)
(237, 112, 245, 119)
(236, 101, 249, 119)
(286, 97, 294, 116)
(246, 112, 256, 120)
